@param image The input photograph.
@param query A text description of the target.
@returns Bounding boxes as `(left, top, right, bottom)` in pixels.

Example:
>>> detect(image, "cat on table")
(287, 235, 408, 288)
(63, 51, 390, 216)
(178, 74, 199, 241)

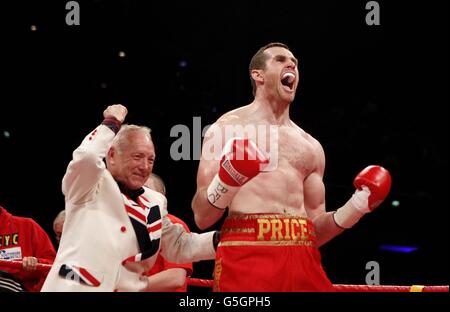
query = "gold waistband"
(219, 213, 316, 245)
(218, 240, 314, 247)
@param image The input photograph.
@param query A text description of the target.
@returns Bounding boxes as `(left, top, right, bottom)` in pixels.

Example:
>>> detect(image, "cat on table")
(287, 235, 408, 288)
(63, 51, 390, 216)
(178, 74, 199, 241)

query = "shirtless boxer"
(191, 42, 391, 291)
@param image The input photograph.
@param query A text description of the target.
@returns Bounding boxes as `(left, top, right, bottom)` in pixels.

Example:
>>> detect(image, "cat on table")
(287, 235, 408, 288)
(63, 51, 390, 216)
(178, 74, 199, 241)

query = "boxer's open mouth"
(281, 72, 295, 91)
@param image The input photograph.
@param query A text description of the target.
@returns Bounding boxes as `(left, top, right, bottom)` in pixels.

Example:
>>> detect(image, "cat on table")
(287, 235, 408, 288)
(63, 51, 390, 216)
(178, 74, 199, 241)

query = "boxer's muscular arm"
(192, 123, 268, 229)
(192, 159, 225, 230)
(304, 173, 344, 247)
(192, 124, 226, 230)
(304, 141, 344, 247)
(306, 141, 392, 247)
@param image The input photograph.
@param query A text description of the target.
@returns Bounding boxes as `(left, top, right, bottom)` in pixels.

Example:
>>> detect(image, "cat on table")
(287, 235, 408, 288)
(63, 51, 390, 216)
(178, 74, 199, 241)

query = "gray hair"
(146, 173, 166, 195)
(112, 124, 152, 153)
(53, 210, 66, 230)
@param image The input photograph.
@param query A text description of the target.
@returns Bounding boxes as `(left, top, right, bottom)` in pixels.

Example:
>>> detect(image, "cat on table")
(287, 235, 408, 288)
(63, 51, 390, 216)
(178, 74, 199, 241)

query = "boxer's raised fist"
(334, 165, 392, 229)
(103, 104, 128, 123)
(207, 138, 268, 209)
(351, 165, 392, 213)
(353, 166, 392, 211)
(219, 138, 269, 187)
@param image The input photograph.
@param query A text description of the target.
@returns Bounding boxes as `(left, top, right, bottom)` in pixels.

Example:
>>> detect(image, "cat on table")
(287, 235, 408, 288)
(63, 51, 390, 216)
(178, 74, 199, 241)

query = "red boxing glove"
(207, 138, 269, 209)
(219, 138, 269, 186)
(334, 165, 392, 228)
(353, 165, 392, 212)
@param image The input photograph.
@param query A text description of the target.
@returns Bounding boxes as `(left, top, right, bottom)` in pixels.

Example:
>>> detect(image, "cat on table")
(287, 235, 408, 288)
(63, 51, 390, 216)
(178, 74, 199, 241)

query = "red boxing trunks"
(213, 213, 333, 292)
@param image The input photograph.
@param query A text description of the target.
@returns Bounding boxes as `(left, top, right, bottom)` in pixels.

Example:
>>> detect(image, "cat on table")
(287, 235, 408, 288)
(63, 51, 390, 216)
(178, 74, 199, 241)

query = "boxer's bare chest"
(277, 126, 317, 178)
(227, 115, 318, 178)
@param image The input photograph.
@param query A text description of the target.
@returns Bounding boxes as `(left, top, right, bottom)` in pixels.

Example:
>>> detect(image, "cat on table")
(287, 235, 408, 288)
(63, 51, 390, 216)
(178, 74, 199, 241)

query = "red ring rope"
(1, 260, 447, 292)
(185, 278, 448, 292)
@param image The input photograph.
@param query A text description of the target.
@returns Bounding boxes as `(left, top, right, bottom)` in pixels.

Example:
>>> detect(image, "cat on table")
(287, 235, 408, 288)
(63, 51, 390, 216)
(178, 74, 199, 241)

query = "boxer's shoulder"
(216, 104, 255, 124)
(287, 121, 322, 149)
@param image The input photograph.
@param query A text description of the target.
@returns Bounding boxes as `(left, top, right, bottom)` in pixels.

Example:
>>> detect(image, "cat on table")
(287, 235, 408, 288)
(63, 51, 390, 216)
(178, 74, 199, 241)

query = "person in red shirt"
(0, 205, 56, 291)
(143, 173, 193, 292)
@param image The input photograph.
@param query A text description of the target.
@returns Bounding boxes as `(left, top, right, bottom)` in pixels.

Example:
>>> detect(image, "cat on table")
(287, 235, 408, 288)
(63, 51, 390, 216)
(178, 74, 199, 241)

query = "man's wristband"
(102, 117, 122, 134)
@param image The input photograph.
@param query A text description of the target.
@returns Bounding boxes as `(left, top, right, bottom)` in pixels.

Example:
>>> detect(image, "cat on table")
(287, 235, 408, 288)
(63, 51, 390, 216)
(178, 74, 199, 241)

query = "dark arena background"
(0, 0, 448, 298)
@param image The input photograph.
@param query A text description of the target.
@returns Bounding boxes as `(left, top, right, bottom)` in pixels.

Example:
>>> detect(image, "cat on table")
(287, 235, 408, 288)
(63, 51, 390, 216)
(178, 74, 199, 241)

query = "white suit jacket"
(42, 124, 215, 291)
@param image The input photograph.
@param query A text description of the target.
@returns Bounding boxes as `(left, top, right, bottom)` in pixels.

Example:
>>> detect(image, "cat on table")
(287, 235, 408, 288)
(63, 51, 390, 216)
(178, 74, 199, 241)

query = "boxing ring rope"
(0, 259, 51, 273)
(187, 277, 215, 288)
(185, 278, 448, 292)
(1, 260, 447, 292)
(331, 284, 448, 292)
